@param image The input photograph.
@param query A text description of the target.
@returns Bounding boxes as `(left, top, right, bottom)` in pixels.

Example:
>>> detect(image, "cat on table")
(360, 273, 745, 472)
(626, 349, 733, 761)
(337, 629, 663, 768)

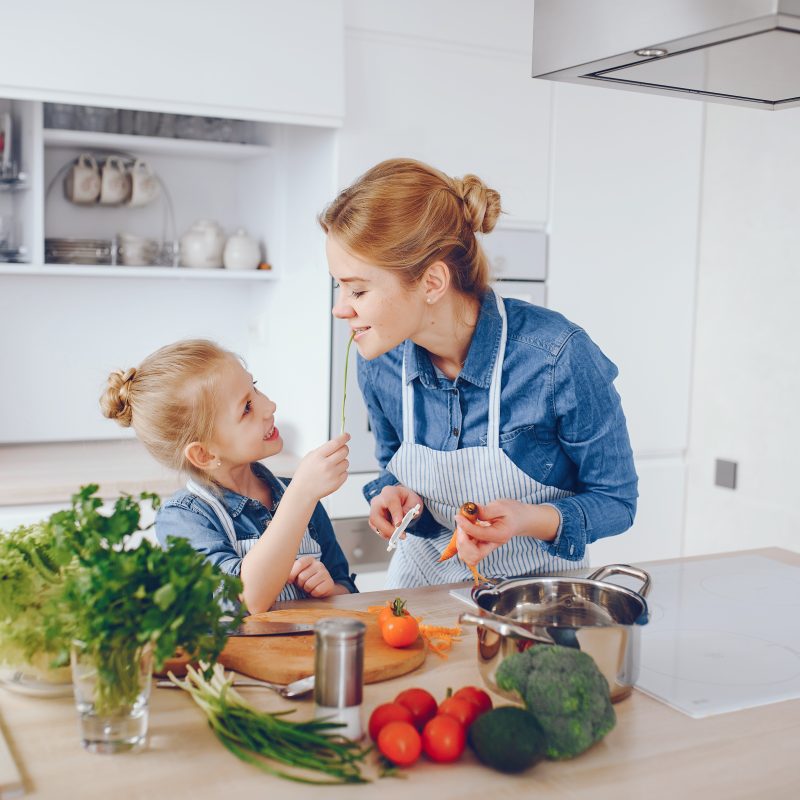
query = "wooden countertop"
(1, 548, 798, 799)
(0, 439, 301, 507)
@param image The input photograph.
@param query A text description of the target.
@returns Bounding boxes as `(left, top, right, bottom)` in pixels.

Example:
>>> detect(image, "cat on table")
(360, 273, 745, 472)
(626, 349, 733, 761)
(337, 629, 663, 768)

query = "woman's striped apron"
(186, 477, 322, 602)
(384, 291, 589, 589)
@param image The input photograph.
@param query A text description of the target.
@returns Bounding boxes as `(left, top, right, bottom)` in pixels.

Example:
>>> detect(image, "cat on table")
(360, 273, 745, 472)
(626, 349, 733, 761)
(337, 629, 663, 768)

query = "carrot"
(418, 623, 463, 659)
(438, 502, 479, 562)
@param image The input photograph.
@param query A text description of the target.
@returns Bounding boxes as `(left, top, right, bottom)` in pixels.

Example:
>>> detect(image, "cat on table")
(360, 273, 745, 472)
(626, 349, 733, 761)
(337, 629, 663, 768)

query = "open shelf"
(0, 263, 277, 280)
(43, 129, 273, 160)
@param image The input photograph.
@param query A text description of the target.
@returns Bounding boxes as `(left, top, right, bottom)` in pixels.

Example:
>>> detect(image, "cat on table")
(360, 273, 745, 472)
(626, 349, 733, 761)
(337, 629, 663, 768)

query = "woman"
(320, 158, 638, 588)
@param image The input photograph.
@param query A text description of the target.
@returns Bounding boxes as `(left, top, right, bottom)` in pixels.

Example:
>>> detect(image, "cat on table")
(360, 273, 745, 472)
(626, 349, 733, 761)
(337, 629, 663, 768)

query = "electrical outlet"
(715, 459, 737, 490)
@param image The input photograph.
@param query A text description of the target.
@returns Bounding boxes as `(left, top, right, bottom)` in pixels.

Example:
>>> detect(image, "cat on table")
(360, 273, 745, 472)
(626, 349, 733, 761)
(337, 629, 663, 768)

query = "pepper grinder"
(313, 617, 366, 740)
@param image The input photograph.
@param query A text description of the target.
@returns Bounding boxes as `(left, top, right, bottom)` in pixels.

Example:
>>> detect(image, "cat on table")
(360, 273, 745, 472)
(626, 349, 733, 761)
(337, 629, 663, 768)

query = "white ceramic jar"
(223, 228, 261, 270)
(179, 220, 225, 268)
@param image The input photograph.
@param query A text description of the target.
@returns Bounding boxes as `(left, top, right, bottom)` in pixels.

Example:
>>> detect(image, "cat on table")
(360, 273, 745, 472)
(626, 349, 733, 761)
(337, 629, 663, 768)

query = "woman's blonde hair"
(99, 339, 236, 483)
(318, 158, 502, 296)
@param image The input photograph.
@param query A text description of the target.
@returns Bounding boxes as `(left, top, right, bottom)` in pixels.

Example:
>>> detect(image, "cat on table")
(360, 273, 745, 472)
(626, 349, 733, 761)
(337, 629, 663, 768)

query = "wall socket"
(715, 459, 738, 490)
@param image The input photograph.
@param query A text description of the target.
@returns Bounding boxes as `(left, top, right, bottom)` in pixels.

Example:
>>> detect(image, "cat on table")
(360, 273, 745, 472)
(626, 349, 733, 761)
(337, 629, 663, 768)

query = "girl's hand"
(292, 433, 350, 500)
(369, 484, 424, 541)
(454, 499, 559, 565)
(289, 555, 336, 598)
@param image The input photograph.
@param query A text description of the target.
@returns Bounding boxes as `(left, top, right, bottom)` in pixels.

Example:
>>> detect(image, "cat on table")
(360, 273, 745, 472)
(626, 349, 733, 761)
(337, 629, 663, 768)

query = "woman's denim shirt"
(358, 290, 638, 562)
(155, 462, 357, 593)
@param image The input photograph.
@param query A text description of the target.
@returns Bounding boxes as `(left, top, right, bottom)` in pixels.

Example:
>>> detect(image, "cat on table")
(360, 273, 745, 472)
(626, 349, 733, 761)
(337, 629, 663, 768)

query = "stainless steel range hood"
(532, 0, 800, 110)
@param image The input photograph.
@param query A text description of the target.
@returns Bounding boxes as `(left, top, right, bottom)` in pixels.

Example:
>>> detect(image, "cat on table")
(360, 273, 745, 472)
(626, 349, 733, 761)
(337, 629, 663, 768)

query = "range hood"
(532, 0, 800, 110)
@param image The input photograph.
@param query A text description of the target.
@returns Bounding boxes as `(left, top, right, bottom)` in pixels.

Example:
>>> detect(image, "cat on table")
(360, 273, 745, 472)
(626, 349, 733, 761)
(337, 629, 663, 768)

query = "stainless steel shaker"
(313, 617, 366, 739)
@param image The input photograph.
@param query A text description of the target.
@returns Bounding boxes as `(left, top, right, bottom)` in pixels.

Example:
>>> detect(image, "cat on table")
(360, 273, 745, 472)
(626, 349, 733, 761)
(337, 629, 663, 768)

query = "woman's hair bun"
(452, 174, 502, 234)
(99, 367, 136, 427)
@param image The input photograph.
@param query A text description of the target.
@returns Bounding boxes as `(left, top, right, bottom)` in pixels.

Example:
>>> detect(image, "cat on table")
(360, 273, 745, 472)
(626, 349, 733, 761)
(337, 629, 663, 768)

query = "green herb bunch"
(173, 663, 372, 784)
(1, 484, 243, 711)
(0, 522, 75, 676)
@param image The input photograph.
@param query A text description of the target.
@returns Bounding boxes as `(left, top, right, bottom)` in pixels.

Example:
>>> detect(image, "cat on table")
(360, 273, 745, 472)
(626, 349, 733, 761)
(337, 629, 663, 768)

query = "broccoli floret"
(495, 645, 616, 760)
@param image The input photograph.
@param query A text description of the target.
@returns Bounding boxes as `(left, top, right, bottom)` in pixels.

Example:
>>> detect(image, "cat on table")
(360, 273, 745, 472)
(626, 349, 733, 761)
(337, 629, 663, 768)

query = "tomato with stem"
(452, 685, 493, 716)
(380, 598, 419, 648)
(437, 695, 480, 729)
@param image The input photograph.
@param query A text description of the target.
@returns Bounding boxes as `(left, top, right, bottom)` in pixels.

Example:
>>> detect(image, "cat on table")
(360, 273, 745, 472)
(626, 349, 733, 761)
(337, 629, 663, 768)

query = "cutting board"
(164, 606, 426, 685)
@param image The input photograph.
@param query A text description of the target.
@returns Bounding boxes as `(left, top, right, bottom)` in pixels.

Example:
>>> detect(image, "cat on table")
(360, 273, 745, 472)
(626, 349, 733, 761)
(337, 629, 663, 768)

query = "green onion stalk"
(341, 331, 355, 435)
(170, 663, 372, 784)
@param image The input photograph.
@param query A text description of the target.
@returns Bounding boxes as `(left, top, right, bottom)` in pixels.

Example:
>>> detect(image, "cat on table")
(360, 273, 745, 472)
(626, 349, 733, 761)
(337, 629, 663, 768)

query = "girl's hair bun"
(100, 367, 136, 427)
(452, 174, 502, 234)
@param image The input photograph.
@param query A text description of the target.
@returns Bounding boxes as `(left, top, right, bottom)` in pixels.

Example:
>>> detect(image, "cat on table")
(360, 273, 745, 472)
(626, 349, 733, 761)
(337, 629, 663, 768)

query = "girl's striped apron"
(186, 477, 322, 602)
(385, 291, 589, 589)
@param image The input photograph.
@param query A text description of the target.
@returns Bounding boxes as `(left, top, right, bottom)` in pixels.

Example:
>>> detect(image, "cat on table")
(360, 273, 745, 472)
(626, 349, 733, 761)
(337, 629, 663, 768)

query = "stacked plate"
(45, 238, 113, 265)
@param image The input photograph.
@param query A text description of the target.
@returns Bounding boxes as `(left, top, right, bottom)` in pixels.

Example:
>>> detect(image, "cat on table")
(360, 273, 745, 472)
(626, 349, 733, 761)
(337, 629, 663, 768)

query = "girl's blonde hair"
(99, 339, 236, 483)
(318, 158, 502, 296)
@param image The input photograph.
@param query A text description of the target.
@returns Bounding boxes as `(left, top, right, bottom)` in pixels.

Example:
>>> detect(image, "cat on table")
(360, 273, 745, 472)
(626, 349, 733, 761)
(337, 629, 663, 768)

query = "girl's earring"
(426, 297, 433, 304)
(215, 459, 222, 468)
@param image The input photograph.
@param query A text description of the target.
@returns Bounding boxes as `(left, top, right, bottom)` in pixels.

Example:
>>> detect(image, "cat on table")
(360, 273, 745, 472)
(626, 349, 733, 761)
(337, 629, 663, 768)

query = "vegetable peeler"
(386, 503, 421, 551)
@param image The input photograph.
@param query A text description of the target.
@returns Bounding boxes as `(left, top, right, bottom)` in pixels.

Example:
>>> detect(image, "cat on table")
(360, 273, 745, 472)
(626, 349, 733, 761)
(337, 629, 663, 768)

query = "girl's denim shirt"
(155, 462, 358, 593)
(358, 290, 639, 562)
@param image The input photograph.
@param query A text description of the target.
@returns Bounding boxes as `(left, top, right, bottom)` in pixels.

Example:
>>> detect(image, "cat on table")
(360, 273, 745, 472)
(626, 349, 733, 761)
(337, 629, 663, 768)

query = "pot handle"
(587, 563, 652, 598)
(459, 611, 556, 645)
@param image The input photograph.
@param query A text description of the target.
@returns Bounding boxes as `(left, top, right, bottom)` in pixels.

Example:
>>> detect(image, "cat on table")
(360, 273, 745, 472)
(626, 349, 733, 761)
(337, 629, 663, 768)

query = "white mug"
(63, 154, 101, 205)
(99, 157, 131, 205)
(127, 159, 160, 207)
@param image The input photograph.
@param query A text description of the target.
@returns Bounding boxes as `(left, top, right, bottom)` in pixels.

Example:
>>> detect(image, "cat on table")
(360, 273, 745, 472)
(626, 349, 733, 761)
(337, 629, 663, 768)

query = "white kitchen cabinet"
(0, 1, 344, 127)
(0, 96, 337, 456)
(589, 455, 686, 565)
(339, 11, 551, 226)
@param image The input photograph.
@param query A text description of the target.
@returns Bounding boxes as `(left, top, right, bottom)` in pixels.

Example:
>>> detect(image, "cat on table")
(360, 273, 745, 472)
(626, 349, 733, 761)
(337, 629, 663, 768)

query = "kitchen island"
(1, 548, 798, 799)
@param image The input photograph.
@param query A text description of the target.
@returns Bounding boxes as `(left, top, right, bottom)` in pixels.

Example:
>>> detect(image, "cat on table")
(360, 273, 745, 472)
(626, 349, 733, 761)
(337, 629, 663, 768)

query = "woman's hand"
(454, 500, 560, 565)
(289, 555, 336, 598)
(292, 433, 350, 500)
(369, 484, 424, 541)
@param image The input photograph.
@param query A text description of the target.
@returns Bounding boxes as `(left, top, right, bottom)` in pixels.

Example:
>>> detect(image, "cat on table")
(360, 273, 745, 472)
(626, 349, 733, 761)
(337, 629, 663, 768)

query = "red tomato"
(381, 614, 419, 648)
(378, 598, 410, 627)
(394, 687, 438, 731)
(452, 686, 493, 716)
(437, 695, 480, 729)
(368, 702, 414, 742)
(376, 720, 422, 767)
(421, 714, 466, 763)
(377, 606, 394, 627)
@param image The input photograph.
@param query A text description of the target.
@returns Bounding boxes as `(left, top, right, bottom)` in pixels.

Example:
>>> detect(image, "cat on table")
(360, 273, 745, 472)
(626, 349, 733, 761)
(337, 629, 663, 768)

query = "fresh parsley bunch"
(1, 485, 243, 708)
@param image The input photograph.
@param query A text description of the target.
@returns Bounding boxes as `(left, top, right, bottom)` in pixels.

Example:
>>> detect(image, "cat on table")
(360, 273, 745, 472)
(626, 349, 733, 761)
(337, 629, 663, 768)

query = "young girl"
(100, 339, 356, 612)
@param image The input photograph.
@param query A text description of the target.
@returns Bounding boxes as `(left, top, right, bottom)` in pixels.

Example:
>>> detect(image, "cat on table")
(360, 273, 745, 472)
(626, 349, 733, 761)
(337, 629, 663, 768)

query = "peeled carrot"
(439, 501, 479, 562)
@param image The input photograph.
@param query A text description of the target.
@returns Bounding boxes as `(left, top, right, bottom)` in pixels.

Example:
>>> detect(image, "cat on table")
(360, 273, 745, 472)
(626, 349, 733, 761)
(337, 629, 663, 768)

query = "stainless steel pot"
(459, 564, 651, 702)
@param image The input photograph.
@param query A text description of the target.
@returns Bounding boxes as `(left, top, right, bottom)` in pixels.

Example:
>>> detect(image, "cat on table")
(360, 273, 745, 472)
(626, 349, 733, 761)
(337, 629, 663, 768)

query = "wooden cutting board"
(164, 606, 426, 685)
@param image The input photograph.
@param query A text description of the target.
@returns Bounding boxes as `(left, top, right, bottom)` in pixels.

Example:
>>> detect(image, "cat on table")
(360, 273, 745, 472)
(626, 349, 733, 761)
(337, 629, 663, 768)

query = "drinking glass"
(70, 641, 153, 753)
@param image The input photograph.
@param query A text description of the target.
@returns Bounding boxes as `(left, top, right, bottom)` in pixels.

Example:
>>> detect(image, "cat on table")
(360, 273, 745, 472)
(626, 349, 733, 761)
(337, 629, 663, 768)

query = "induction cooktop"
(449, 553, 800, 718)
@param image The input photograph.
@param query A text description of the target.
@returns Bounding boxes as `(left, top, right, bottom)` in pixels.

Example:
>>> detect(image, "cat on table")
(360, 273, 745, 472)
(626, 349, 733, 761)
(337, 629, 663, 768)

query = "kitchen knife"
(226, 621, 315, 637)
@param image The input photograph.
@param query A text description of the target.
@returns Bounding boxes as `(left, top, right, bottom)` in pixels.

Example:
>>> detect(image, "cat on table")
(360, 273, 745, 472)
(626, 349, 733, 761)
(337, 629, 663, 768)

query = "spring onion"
(341, 331, 355, 434)
(170, 663, 372, 784)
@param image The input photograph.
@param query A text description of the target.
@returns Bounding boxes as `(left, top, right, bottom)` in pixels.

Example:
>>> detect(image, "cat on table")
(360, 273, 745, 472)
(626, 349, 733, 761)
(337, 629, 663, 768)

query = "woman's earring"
(426, 297, 433, 304)
(215, 459, 222, 468)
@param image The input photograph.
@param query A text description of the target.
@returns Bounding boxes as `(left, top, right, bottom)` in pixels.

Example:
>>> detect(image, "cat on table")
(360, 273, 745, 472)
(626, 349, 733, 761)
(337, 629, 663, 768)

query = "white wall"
(684, 102, 800, 556)
(547, 83, 705, 564)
